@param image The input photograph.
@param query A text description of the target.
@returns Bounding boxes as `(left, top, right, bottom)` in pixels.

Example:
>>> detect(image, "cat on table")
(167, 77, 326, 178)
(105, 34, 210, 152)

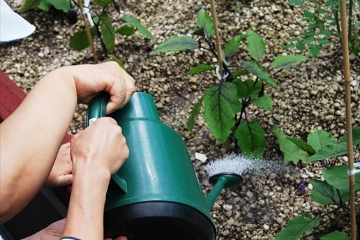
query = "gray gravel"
(1, 0, 360, 239)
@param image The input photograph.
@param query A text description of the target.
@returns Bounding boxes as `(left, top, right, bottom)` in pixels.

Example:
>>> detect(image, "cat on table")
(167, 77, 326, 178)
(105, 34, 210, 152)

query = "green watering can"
(86, 92, 242, 240)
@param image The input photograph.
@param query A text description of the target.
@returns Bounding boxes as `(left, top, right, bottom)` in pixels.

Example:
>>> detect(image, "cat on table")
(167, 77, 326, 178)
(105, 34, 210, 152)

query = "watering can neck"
(119, 92, 161, 122)
(87, 92, 161, 126)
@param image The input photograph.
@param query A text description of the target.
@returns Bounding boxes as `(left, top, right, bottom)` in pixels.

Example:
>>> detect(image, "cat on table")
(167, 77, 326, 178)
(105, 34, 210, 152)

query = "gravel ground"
(1, 0, 360, 239)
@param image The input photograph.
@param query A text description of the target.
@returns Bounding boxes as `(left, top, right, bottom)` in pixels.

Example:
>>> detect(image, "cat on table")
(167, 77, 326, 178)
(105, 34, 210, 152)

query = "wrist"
(63, 159, 110, 239)
(73, 159, 111, 186)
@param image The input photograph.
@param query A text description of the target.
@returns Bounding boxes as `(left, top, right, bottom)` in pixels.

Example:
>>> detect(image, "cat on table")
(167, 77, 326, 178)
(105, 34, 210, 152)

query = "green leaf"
(116, 26, 136, 36)
(340, 127, 360, 146)
(188, 64, 215, 74)
(155, 35, 199, 53)
(203, 82, 241, 143)
(232, 70, 249, 78)
(70, 28, 96, 51)
(93, 0, 113, 7)
(316, 7, 326, 14)
(309, 179, 334, 200)
(101, 13, 115, 52)
(303, 30, 316, 37)
(318, 38, 330, 45)
(188, 28, 204, 36)
(253, 93, 272, 110)
(276, 213, 321, 240)
(272, 125, 310, 164)
(246, 30, 265, 61)
(320, 231, 350, 240)
(306, 142, 348, 163)
(310, 187, 334, 205)
(283, 43, 295, 50)
(235, 120, 266, 158)
(302, 37, 315, 44)
(122, 15, 155, 41)
(37, 0, 50, 11)
(287, 0, 305, 5)
(288, 137, 316, 155)
(295, 42, 306, 51)
(233, 79, 261, 99)
(271, 55, 308, 69)
(307, 130, 337, 152)
(241, 61, 278, 89)
(352, 39, 360, 55)
(323, 165, 360, 191)
(304, 10, 316, 20)
(46, 0, 69, 12)
(309, 43, 322, 58)
(20, 0, 42, 12)
(319, 30, 332, 36)
(108, 58, 125, 70)
(187, 96, 204, 131)
(311, 185, 349, 205)
(224, 35, 247, 58)
(197, 9, 215, 37)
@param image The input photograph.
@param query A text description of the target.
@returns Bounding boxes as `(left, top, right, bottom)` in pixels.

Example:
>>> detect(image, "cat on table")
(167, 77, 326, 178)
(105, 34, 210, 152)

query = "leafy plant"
(156, 9, 308, 158)
(285, 0, 360, 57)
(274, 127, 360, 239)
(69, 11, 155, 54)
(20, 0, 69, 13)
(20, 0, 155, 60)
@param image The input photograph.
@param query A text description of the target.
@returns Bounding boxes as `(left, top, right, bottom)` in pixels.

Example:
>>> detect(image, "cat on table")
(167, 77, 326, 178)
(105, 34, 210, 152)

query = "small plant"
(285, 0, 360, 57)
(19, 0, 155, 62)
(274, 126, 360, 239)
(156, 9, 308, 158)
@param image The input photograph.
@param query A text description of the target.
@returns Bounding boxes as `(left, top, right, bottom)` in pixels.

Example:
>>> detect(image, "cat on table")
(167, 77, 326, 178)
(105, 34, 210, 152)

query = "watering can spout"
(205, 174, 243, 210)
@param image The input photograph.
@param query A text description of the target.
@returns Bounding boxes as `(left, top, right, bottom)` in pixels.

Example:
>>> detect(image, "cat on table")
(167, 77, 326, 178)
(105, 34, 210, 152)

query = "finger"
(50, 174, 73, 188)
(59, 174, 73, 186)
(114, 237, 128, 240)
(61, 142, 71, 148)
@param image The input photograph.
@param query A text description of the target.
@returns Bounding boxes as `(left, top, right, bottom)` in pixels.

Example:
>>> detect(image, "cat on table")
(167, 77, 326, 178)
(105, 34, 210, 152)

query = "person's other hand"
(23, 218, 128, 240)
(70, 117, 129, 176)
(46, 142, 73, 187)
(23, 218, 65, 239)
(69, 61, 136, 114)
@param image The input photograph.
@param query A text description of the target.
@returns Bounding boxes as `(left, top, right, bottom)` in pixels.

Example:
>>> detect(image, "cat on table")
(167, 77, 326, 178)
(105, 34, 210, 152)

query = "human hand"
(23, 218, 65, 240)
(67, 61, 136, 114)
(46, 142, 73, 188)
(23, 218, 128, 240)
(70, 117, 129, 176)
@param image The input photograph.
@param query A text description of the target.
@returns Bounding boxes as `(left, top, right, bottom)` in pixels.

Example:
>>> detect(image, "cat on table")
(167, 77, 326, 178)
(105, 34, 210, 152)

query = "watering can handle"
(86, 92, 127, 194)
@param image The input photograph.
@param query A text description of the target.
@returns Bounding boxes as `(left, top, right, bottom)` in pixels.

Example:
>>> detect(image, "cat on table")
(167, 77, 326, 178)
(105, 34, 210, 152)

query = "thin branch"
(210, 0, 223, 79)
(77, 0, 98, 63)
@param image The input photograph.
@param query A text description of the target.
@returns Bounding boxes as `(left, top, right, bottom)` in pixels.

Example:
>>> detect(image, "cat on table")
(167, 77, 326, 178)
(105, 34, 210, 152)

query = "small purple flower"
(298, 183, 306, 191)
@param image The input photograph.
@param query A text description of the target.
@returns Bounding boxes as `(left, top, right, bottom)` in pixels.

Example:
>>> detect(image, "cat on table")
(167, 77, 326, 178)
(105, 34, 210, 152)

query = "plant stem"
(339, 0, 356, 239)
(77, 0, 98, 63)
(210, 0, 223, 79)
(348, 0, 353, 43)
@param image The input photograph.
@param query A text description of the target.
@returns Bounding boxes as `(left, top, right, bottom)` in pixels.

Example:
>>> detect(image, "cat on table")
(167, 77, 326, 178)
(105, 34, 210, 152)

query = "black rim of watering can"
(103, 201, 216, 240)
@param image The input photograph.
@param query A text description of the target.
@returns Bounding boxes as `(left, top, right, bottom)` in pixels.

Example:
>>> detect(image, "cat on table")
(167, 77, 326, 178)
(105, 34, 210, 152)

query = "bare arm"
(0, 62, 136, 224)
(63, 117, 128, 238)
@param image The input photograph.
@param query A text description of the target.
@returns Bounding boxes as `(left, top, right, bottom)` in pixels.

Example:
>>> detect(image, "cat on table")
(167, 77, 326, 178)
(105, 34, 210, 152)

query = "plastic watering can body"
(87, 92, 216, 240)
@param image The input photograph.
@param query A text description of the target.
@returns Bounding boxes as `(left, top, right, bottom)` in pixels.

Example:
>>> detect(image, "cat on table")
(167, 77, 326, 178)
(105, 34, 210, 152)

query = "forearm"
(0, 67, 78, 223)
(63, 162, 110, 239)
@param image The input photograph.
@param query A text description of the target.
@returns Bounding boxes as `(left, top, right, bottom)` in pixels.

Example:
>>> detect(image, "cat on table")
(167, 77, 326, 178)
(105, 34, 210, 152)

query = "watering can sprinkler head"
(204, 156, 245, 209)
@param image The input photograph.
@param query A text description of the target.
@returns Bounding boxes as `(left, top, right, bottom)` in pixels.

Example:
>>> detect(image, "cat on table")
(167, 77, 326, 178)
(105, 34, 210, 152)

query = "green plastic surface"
(86, 92, 216, 232)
